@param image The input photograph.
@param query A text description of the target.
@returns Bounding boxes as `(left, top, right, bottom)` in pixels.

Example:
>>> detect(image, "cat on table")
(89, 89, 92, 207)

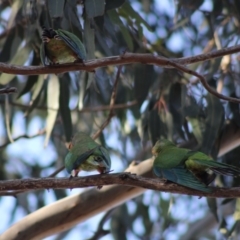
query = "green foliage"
(1, 0, 240, 239)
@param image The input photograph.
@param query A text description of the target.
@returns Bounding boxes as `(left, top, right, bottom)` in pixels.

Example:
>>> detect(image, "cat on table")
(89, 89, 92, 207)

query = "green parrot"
(65, 132, 111, 177)
(40, 28, 87, 66)
(152, 139, 240, 192)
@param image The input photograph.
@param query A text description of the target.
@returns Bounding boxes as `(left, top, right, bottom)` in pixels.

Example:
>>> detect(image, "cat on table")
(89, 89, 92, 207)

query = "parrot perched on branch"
(65, 132, 111, 177)
(152, 139, 240, 192)
(40, 28, 86, 66)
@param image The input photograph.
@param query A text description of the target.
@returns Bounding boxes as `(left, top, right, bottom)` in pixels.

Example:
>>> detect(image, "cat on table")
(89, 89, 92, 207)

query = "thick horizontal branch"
(1, 172, 240, 198)
(0, 45, 240, 75)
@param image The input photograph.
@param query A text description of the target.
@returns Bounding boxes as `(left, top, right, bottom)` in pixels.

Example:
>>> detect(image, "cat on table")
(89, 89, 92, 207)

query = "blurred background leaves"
(1, 0, 240, 239)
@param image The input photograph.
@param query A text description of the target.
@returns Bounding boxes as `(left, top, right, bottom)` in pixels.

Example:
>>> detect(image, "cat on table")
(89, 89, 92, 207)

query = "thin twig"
(0, 100, 137, 112)
(88, 209, 115, 240)
(0, 129, 47, 196)
(48, 166, 65, 178)
(0, 190, 20, 197)
(77, 100, 137, 112)
(166, 60, 240, 103)
(92, 65, 122, 140)
(0, 87, 17, 94)
(0, 129, 46, 149)
(4, 94, 14, 143)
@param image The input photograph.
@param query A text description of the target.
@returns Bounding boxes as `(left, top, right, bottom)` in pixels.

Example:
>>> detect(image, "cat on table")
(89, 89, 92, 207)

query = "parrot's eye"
(94, 157, 102, 163)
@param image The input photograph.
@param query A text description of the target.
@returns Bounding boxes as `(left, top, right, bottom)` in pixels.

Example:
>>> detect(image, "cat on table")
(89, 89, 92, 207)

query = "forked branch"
(0, 46, 240, 102)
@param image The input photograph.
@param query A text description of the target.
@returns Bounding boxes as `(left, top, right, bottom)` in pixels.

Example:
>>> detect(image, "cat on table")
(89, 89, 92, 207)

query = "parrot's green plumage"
(65, 132, 111, 177)
(152, 139, 240, 192)
(40, 28, 86, 66)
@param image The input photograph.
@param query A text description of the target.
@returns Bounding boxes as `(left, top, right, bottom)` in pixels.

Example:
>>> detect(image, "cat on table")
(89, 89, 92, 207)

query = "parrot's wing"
(191, 159, 240, 176)
(40, 43, 46, 66)
(55, 29, 86, 61)
(65, 147, 98, 173)
(153, 165, 212, 192)
(153, 148, 196, 169)
(98, 146, 111, 170)
(72, 146, 99, 170)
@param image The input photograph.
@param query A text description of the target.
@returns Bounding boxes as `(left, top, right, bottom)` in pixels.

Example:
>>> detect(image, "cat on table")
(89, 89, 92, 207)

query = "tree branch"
(1, 47, 240, 103)
(2, 156, 240, 240)
(88, 209, 114, 240)
(2, 74, 240, 240)
(180, 201, 235, 240)
(0, 99, 138, 112)
(166, 60, 240, 103)
(0, 171, 240, 198)
(1, 121, 240, 239)
(1, 159, 152, 240)
(0, 129, 46, 149)
(92, 65, 122, 139)
(0, 87, 17, 94)
(1, 45, 240, 75)
(2, 122, 240, 240)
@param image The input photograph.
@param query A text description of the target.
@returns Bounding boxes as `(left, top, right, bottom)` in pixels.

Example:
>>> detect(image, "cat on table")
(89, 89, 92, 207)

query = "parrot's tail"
(193, 159, 240, 177)
(210, 167, 240, 176)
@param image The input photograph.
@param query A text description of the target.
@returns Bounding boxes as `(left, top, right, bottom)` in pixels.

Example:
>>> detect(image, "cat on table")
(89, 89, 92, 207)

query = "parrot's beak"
(98, 166, 111, 174)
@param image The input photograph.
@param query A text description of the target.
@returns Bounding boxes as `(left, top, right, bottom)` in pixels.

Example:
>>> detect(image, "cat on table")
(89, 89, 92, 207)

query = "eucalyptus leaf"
(18, 76, 38, 99)
(108, 9, 133, 51)
(31, 75, 46, 103)
(47, 0, 65, 18)
(84, 18, 95, 60)
(44, 75, 60, 147)
(78, 71, 87, 110)
(0, 27, 23, 62)
(85, 0, 105, 18)
(148, 105, 165, 144)
(119, 2, 152, 32)
(95, 30, 112, 56)
(201, 94, 224, 156)
(0, 45, 31, 85)
(59, 74, 72, 142)
(134, 64, 154, 107)
(105, 0, 125, 11)
(84, 18, 95, 89)
(24, 75, 46, 117)
(186, 117, 204, 147)
(110, 204, 129, 240)
(18, 52, 41, 98)
(207, 198, 219, 222)
(64, 0, 83, 31)
(168, 83, 185, 138)
(7, 0, 24, 29)
(137, 203, 153, 235)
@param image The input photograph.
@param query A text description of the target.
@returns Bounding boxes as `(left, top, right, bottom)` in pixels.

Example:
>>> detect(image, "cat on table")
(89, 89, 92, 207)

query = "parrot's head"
(42, 28, 57, 42)
(152, 139, 175, 155)
(64, 133, 112, 177)
(88, 146, 111, 174)
(41, 28, 86, 65)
